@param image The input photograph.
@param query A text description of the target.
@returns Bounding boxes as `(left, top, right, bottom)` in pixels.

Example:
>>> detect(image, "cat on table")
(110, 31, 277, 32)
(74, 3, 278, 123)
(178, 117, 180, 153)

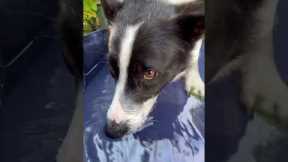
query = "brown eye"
(143, 68, 158, 80)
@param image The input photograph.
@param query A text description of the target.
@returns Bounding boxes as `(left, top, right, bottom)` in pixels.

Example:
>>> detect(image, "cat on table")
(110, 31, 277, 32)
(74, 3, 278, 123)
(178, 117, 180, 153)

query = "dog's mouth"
(105, 96, 158, 138)
(104, 118, 144, 138)
(104, 115, 156, 139)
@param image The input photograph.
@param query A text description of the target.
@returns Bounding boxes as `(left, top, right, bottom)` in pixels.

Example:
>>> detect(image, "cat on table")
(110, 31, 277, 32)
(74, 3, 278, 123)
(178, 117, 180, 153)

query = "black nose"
(104, 120, 129, 138)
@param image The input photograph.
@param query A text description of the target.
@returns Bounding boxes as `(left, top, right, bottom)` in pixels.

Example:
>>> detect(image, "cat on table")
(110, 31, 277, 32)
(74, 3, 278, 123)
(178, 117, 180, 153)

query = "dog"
(56, 0, 204, 161)
(56, 0, 288, 161)
(207, 0, 288, 125)
(101, 0, 205, 138)
(207, 0, 288, 161)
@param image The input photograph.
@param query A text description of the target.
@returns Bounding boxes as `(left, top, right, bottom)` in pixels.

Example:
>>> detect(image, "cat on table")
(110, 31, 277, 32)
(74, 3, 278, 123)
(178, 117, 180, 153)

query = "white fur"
(107, 22, 160, 133)
(172, 71, 186, 82)
(108, 25, 117, 51)
(125, 96, 158, 132)
(107, 23, 145, 125)
(185, 37, 204, 98)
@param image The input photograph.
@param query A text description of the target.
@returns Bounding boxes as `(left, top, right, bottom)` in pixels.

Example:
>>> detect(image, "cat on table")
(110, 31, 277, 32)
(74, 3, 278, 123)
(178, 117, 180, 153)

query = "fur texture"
(102, 0, 205, 138)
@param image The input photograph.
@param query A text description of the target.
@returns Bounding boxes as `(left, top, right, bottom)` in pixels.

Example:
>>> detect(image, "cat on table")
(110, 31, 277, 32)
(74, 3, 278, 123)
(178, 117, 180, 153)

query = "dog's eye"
(143, 68, 158, 80)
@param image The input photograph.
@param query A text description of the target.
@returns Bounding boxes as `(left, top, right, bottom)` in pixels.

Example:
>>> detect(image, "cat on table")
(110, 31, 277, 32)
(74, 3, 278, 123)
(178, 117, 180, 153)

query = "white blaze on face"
(108, 25, 117, 51)
(160, 0, 198, 5)
(107, 22, 157, 132)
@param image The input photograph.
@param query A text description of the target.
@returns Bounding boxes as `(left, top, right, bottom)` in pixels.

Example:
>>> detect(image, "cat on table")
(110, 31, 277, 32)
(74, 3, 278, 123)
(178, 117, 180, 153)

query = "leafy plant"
(84, 0, 105, 34)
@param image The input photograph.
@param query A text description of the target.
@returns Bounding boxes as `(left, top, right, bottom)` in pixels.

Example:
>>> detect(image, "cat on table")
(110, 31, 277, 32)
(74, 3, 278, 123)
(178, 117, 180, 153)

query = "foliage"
(84, 0, 104, 34)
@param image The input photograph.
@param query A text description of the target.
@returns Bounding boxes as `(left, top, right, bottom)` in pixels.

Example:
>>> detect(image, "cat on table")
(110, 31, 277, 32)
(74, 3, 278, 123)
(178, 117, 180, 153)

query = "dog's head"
(102, 0, 204, 138)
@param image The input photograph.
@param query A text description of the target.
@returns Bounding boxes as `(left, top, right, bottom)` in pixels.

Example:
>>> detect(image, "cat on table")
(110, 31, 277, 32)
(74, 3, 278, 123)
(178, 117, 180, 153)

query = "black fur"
(126, 16, 204, 103)
(101, 0, 123, 22)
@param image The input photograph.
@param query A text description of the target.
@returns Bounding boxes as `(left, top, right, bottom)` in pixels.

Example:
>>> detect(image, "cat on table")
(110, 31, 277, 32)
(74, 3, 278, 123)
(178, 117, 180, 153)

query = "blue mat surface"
(84, 29, 205, 162)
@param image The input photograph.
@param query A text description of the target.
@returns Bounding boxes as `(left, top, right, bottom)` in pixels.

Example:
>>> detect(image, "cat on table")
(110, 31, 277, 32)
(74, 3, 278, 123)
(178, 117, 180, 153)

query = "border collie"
(207, 0, 288, 125)
(101, 0, 205, 138)
(55, 0, 288, 161)
(206, 0, 288, 160)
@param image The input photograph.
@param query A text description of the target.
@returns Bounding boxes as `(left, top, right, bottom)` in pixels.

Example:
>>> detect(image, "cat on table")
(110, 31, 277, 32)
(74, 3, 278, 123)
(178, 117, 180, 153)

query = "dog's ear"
(101, 0, 123, 22)
(171, 14, 204, 43)
(167, 0, 204, 42)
